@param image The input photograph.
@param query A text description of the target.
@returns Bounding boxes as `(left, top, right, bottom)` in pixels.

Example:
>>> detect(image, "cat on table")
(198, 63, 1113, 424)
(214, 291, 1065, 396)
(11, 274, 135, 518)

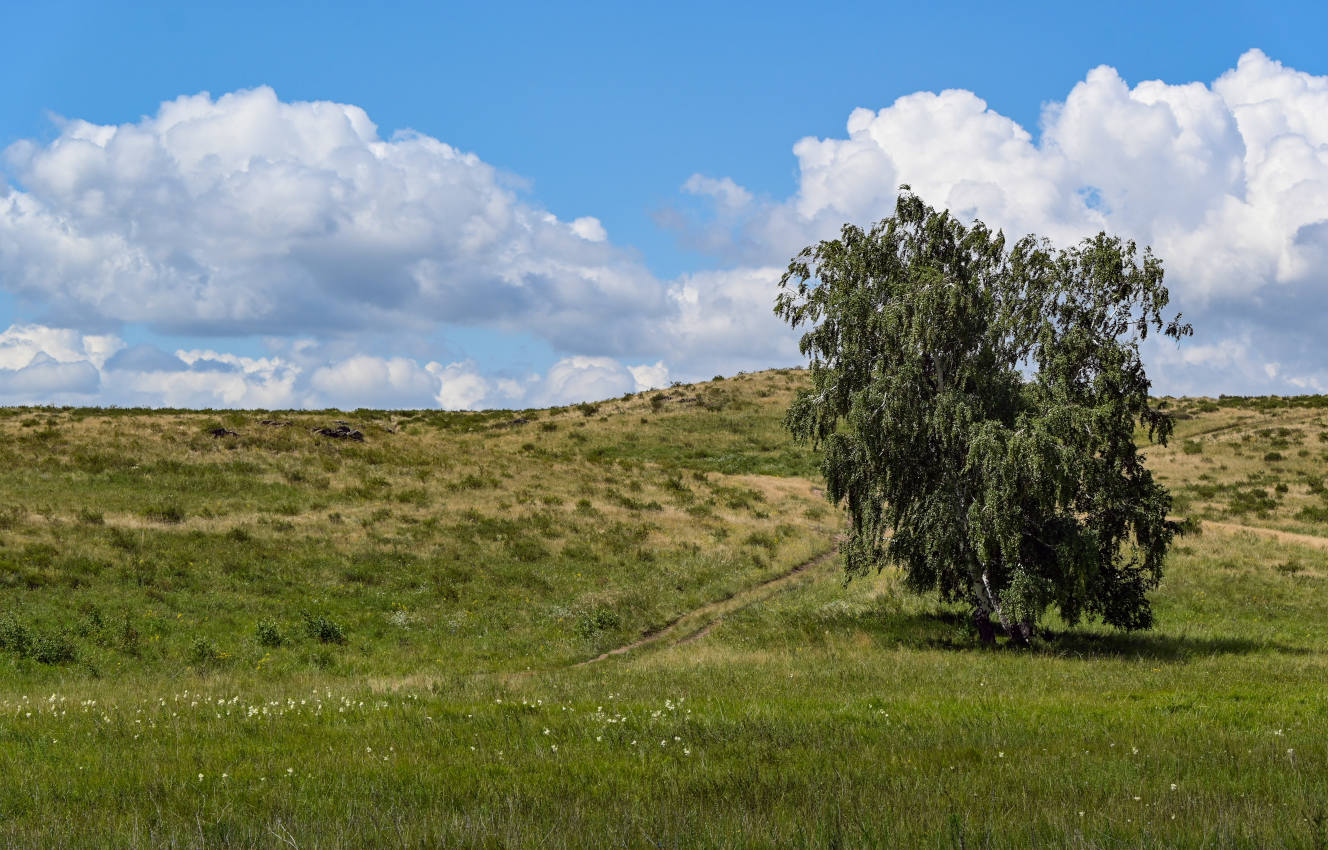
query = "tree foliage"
(776, 188, 1192, 643)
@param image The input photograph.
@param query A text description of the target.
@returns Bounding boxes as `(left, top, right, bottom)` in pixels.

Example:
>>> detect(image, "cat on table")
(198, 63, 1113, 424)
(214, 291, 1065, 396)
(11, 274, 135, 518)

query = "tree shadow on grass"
(814, 607, 1309, 661)
(1032, 628, 1309, 662)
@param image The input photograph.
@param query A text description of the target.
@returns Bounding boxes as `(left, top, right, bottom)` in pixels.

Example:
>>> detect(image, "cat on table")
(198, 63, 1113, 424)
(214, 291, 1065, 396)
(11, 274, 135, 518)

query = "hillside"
(0, 369, 829, 681)
(2, 371, 1327, 847)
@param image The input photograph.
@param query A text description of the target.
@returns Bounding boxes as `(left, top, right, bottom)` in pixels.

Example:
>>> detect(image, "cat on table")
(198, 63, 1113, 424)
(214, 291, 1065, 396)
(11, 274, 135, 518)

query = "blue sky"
(1, 1, 1326, 407)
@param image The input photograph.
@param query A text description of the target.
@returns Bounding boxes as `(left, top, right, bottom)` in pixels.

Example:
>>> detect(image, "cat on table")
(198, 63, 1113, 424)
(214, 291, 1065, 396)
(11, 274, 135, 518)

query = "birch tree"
(776, 188, 1192, 644)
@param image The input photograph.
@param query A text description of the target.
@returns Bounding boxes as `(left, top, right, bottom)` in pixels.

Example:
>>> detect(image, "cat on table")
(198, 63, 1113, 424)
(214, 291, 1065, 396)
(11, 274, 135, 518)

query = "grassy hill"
(1, 370, 1327, 847)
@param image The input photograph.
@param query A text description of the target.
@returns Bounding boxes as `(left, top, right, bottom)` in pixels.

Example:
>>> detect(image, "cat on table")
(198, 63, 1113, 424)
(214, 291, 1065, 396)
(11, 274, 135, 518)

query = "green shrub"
(32, 632, 77, 665)
(507, 536, 550, 563)
(0, 615, 77, 665)
(394, 487, 430, 506)
(188, 637, 221, 668)
(1181, 440, 1203, 455)
(142, 502, 185, 523)
(302, 611, 347, 644)
(1229, 488, 1278, 516)
(255, 619, 284, 647)
(449, 474, 494, 491)
(0, 614, 33, 656)
(1296, 505, 1328, 523)
(575, 606, 621, 639)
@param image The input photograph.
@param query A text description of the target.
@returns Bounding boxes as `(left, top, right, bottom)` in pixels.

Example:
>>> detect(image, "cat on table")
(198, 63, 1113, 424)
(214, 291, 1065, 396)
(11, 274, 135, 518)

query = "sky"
(1, 0, 1326, 409)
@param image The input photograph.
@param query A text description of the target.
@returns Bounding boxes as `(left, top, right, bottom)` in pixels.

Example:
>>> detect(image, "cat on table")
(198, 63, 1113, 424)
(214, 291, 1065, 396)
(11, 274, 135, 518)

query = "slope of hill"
(1, 371, 1327, 847)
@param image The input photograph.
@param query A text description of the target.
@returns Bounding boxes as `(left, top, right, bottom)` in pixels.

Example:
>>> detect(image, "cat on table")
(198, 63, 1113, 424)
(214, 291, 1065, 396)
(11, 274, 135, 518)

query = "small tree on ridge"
(776, 188, 1191, 645)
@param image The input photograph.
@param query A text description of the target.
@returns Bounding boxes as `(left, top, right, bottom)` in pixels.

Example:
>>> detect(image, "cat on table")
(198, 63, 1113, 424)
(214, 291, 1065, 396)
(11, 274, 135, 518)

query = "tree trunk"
(977, 570, 1032, 647)
(973, 605, 996, 645)
(1006, 619, 1033, 646)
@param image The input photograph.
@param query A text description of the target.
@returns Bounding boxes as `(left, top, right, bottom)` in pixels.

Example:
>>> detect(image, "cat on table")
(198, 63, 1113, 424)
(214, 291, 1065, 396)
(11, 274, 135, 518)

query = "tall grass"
(1, 374, 1326, 846)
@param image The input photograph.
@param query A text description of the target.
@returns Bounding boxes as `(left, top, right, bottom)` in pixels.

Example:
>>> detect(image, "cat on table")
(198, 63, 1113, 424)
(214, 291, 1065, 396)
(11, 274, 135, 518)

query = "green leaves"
(778, 188, 1191, 640)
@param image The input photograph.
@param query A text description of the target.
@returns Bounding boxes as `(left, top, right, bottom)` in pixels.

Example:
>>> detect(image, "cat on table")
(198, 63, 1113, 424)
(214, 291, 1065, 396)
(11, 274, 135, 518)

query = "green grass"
(1, 373, 1327, 847)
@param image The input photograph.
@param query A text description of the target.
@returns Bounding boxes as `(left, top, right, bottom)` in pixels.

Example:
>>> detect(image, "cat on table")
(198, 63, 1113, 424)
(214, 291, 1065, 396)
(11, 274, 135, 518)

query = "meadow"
(1, 370, 1326, 847)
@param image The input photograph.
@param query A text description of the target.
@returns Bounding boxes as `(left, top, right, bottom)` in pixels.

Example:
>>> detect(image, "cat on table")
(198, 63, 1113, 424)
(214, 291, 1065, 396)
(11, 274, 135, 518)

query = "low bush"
(188, 637, 221, 668)
(255, 619, 284, 647)
(575, 606, 621, 639)
(302, 611, 347, 644)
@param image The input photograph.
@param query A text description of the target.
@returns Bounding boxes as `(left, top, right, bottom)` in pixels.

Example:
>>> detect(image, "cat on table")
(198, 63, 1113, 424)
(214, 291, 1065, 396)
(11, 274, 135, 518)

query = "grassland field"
(1, 368, 1327, 847)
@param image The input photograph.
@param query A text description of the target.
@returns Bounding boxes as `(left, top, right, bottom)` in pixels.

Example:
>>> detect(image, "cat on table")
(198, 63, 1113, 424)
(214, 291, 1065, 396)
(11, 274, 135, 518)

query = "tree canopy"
(776, 188, 1192, 644)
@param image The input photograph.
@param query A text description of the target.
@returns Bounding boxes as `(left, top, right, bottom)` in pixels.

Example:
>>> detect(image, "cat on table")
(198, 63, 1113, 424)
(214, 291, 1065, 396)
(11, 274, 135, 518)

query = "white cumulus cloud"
(670, 49, 1328, 395)
(309, 355, 443, 410)
(0, 87, 663, 353)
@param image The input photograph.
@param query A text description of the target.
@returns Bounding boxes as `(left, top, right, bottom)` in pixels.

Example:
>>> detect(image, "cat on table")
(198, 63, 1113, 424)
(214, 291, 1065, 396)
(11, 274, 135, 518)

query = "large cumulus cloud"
(673, 49, 1328, 394)
(0, 87, 663, 353)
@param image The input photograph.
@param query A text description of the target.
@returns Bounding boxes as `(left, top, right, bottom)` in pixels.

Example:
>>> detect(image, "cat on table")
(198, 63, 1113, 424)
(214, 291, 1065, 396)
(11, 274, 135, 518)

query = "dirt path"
(1200, 519, 1328, 551)
(575, 547, 839, 666)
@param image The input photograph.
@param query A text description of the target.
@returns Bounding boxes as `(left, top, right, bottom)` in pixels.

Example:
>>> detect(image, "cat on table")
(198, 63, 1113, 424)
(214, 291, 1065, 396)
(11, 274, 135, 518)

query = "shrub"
(0, 615, 77, 665)
(394, 487, 430, 506)
(31, 632, 77, 665)
(1181, 440, 1203, 455)
(302, 611, 347, 644)
(255, 619, 284, 647)
(1296, 505, 1328, 523)
(188, 637, 221, 668)
(0, 615, 33, 656)
(142, 502, 185, 523)
(449, 474, 494, 491)
(1264, 451, 1284, 462)
(117, 615, 141, 656)
(575, 606, 621, 639)
(1228, 488, 1278, 516)
(507, 536, 550, 563)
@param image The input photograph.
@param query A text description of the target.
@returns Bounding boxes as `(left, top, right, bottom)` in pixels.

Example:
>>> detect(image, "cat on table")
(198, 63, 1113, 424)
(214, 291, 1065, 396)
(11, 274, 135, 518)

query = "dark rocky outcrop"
(311, 424, 364, 442)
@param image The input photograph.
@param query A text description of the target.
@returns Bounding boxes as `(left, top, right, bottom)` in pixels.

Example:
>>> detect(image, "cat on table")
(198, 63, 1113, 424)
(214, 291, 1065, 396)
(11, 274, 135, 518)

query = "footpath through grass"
(1, 373, 1327, 847)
